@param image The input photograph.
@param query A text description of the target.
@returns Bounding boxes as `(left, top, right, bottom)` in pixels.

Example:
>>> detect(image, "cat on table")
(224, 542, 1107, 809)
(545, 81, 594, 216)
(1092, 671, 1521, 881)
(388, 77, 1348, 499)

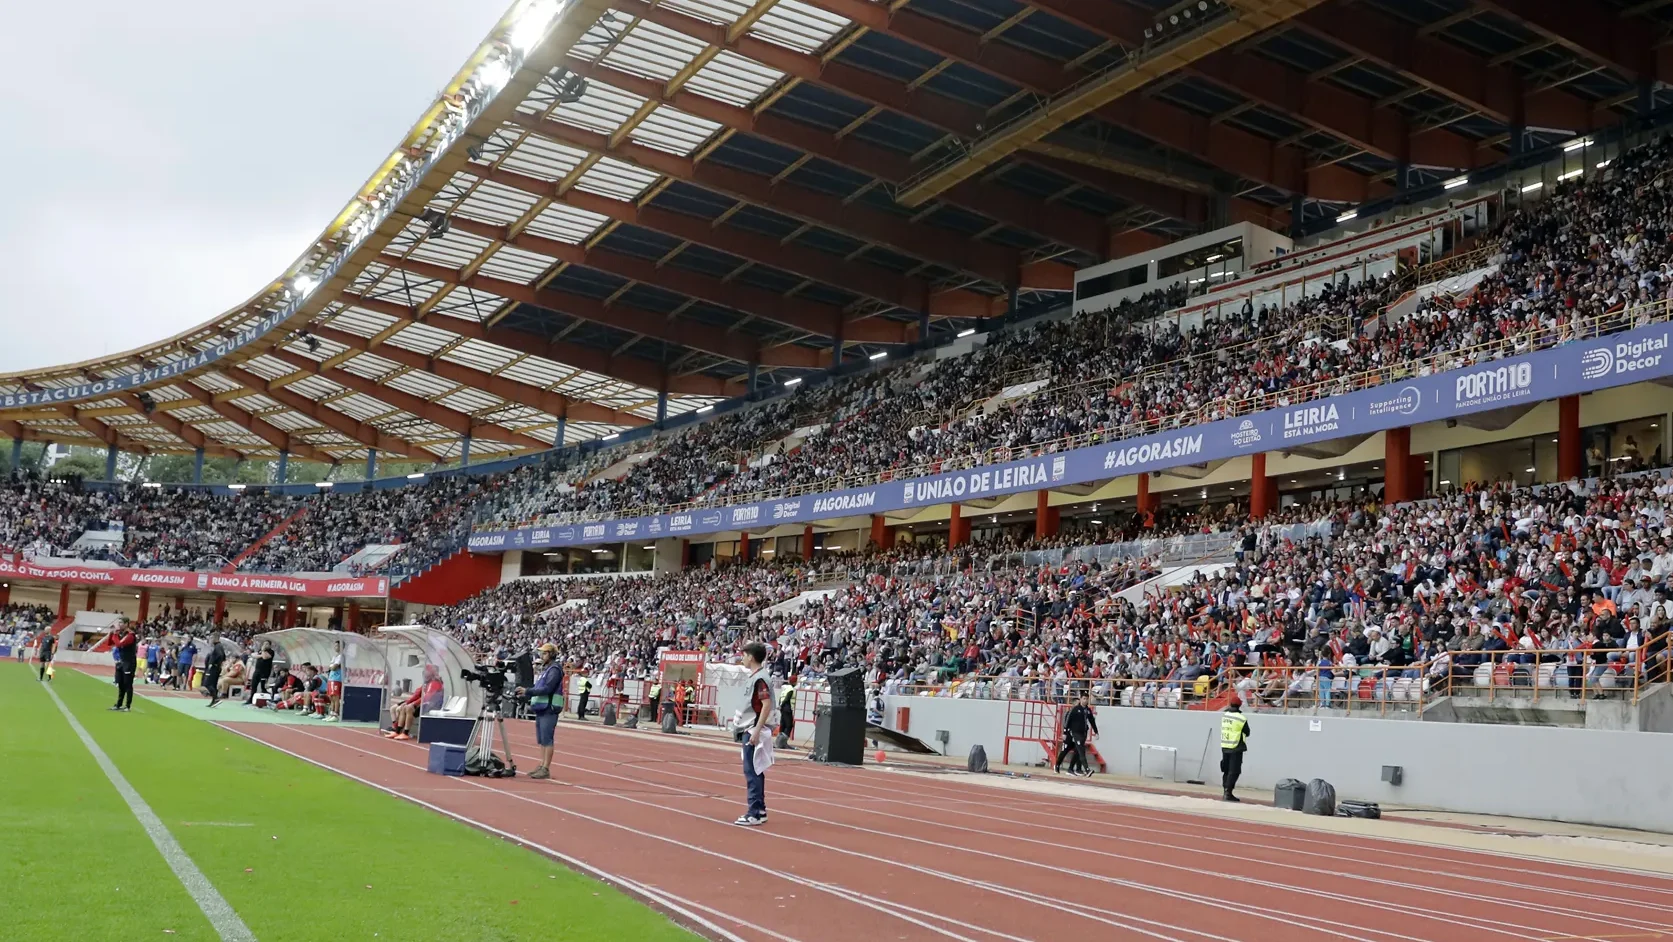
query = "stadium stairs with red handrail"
(222, 507, 310, 572)
(389, 548, 502, 607)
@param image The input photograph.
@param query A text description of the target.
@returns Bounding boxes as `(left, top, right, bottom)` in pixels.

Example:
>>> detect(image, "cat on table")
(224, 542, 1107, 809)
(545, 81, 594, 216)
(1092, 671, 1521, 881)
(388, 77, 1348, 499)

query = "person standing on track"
(246, 641, 274, 705)
(517, 643, 563, 781)
(1220, 697, 1252, 802)
(203, 630, 227, 708)
(1055, 694, 1098, 777)
(324, 639, 344, 723)
(36, 630, 57, 682)
(110, 622, 138, 710)
(574, 671, 592, 721)
(734, 642, 775, 827)
(777, 677, 796, 742)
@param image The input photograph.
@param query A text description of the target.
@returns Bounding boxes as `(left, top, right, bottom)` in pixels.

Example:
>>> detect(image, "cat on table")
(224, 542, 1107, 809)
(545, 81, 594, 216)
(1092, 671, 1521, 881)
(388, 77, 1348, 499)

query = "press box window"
(1075, 264, 1148, 301)
(1156, 238, 1244, 281)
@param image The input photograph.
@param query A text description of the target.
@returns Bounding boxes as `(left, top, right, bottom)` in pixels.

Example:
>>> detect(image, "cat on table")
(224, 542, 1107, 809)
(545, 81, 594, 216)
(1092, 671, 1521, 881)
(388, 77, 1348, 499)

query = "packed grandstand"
(5, 128, 1673, 708)
(21, 4, 1673, 940)
(8, 130, 1673, 573)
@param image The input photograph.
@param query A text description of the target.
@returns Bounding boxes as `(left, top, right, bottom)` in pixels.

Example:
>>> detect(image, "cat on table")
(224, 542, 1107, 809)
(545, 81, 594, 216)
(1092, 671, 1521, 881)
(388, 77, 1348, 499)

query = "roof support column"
(10, 437, 21, 472)
(1385, 428, 1411, 505)
(1250, 453, 1270, 519)
(365, 448, 378, 481)
(555, 416, 567, 448)
(104, 443, 118, 482)
(192, 447, 205, 485)
(655, 390, 669, 429)
(460, 433, 472, 468)
(918, 308, 931, 351)
(747, 361, 760, 401)
(276, 450, 290, 484)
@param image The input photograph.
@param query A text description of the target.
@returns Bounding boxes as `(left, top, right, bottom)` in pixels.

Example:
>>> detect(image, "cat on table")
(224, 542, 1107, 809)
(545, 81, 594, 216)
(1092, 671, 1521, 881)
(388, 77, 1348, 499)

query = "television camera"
(460, 651, 535, 778)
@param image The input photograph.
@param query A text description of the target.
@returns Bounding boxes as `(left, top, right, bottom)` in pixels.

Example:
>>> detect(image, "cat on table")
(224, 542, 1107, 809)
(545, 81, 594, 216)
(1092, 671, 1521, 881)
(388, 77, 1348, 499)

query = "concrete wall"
(884, 695, 1673, 832)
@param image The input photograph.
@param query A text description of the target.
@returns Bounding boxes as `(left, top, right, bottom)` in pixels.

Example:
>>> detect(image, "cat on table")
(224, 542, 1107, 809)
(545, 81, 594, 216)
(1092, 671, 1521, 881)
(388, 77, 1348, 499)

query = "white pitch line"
(43, 683, 256, 942)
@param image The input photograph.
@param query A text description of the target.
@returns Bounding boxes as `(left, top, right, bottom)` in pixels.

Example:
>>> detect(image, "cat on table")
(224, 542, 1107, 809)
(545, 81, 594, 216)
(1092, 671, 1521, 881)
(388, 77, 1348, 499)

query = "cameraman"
(516, 643, 562, 781)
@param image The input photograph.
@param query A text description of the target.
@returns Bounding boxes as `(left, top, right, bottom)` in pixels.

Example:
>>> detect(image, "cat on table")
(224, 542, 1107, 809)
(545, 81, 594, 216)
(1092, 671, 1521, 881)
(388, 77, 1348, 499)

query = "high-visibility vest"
(778, 685, 794, 706)
(649, 683, 662, 700)
(1220, 713, 1248, 750)
(579, 677, 592, 693)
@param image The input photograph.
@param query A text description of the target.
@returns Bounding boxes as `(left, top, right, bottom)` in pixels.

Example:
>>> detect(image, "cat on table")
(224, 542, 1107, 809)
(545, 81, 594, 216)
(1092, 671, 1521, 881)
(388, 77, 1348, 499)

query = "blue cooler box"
(427, 742, 467, 776)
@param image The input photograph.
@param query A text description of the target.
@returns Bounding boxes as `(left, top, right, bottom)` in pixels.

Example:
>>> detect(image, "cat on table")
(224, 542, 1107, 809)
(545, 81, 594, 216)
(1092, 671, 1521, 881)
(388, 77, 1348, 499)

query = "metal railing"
(884, 647, 1660, 722)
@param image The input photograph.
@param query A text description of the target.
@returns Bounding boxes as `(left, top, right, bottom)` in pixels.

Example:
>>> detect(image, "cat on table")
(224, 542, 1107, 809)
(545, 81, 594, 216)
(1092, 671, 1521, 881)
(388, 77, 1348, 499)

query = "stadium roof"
(3, 0, 1669, 465)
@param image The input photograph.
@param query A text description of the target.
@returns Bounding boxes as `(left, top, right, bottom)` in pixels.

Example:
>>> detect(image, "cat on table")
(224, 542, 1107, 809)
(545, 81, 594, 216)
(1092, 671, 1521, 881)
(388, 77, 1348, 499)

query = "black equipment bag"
(1337, 799, 1381, 819)
(1302, 778, 1337, 816)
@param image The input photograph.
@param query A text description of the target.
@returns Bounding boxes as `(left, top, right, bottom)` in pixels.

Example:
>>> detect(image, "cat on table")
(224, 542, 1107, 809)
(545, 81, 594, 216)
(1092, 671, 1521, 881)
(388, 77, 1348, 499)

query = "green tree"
(0, 440, 46, 477)
(46, 450, 104, 480)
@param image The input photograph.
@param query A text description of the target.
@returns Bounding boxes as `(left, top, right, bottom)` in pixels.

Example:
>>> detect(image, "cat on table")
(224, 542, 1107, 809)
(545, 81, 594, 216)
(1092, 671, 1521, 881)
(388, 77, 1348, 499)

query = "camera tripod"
(465, 702, 517, 778)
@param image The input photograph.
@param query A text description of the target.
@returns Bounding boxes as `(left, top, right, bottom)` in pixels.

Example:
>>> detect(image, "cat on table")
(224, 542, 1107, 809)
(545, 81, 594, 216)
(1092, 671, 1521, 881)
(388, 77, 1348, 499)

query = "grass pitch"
(0, 663, 695, 941)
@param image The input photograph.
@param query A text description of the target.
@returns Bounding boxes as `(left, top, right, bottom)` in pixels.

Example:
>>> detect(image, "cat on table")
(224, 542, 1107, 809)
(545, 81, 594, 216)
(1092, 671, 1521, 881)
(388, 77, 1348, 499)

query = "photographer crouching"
(516, 643, 563, 781)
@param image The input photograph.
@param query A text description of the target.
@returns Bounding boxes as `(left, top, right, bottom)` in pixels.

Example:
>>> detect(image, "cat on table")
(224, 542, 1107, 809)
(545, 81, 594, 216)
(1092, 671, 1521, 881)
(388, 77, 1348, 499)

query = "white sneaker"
(323, 715, 339, 723)
(733, 815, 765, 827)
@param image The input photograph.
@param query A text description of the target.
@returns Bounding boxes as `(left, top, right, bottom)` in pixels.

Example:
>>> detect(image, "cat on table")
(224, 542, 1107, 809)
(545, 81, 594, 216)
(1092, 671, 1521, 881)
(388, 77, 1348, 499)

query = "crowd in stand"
(0, 474, 289, 568)
(6, 134, 1673, 591)
(0, 603, 55, 639)
(412, 469, 1673, 712)
(237, 475, 481, 575)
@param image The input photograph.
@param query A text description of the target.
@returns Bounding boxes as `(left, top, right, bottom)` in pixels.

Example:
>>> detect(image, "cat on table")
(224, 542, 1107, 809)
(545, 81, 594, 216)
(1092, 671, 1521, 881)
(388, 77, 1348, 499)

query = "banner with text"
(467, 323, 1673, 552)
(0, 558, 389, 598)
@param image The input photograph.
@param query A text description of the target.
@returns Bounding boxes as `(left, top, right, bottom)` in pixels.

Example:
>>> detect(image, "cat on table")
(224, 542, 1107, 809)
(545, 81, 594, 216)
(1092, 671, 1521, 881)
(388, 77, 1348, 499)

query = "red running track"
(220, 717, 1673, 942)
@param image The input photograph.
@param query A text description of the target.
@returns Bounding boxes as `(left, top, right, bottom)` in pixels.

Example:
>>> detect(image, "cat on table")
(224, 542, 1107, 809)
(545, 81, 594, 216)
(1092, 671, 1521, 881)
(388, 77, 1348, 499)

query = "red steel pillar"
(1135, 473, 1157, 523)
(283, 596, 298, 629)
(137, 589, 149, 623)
(1250, 453, 1270, 518)
(803, 525, 815, 560)
(1035, 490, 1060, 539)
(57, 584, 70, 619)
(86, 588, 97, 611)
(1558, 395, 1582, 481)
(949, 503, 968, 547)
(213, 595, 226, 625)
(739, 532, 751, 562)
(1385, 428, 1411, 505)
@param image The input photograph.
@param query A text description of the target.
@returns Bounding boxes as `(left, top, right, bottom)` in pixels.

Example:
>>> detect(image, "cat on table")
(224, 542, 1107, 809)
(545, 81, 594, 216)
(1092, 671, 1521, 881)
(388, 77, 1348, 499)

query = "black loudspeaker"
(826, 667, 865, 710)
(811, 705, 866, 765)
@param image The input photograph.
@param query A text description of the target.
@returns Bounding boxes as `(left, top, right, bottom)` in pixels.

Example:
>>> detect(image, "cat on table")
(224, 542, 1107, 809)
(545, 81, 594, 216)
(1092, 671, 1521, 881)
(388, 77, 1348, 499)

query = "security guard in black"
(1220, 697, 1251, 802)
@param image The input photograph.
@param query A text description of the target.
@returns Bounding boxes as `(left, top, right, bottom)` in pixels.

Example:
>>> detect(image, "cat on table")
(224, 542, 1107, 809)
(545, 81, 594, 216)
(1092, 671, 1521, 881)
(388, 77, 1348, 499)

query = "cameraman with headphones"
(517, 643, 563, 781)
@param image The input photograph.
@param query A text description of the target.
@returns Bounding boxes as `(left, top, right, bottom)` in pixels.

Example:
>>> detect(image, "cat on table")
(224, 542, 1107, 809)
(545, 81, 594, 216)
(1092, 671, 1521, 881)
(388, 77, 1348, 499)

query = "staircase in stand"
(389, 547, 503, 606)
(224, 507, 309, 572)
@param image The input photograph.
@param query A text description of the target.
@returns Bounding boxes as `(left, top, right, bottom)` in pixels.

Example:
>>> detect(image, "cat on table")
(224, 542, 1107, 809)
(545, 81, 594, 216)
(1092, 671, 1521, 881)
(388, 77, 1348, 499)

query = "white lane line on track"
(632, 743, 1673, 937)
(43, 682, 256, 942)
(480, 727, 1640, 942)
(209, 723, 756, 942)
(303, 725, 1259, 942)
(258, 725, 1034, 942)
(564, 720, 1673, 900)
(467, 730, 1480, 942)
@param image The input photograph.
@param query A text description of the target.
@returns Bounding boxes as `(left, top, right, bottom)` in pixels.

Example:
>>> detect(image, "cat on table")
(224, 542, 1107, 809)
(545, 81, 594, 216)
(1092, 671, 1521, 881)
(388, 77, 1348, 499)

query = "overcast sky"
(0, 0, 512, 373)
